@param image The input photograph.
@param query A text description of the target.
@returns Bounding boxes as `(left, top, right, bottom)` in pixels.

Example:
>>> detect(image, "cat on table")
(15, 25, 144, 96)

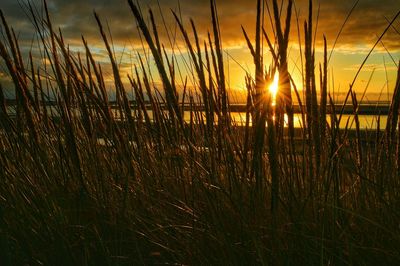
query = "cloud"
(1, 0, 399, 51)
(0, 0, 399, 95)
(343, 63, 398, 72)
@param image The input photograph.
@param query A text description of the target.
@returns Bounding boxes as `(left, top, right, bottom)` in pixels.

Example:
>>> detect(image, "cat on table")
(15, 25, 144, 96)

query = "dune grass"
(0, 0, 400, 264)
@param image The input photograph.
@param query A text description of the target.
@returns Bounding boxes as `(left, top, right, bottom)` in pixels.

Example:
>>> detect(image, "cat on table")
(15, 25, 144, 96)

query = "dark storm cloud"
(0, 0, 399, 51)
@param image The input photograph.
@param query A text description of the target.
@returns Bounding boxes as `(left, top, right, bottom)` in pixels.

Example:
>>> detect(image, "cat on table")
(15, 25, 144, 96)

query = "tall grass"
(0, 0, 400, 264)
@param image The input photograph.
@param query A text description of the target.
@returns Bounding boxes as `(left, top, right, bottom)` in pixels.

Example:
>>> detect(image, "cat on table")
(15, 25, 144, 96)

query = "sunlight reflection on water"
(4, 106, 390, 130)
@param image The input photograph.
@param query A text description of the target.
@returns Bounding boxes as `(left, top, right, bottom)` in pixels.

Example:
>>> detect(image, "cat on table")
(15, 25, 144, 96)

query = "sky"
(0, 0, 400, 103)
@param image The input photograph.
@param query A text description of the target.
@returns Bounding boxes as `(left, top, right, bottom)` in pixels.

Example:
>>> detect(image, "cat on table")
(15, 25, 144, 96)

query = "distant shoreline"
(3, 99, 392, 115)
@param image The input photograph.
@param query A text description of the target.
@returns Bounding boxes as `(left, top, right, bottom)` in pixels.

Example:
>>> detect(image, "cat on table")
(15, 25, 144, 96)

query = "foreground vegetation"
(0, 0, 400, 264)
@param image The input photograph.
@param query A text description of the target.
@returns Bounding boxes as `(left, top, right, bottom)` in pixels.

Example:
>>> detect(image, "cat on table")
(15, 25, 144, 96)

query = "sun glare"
(268, 71, 279, 106)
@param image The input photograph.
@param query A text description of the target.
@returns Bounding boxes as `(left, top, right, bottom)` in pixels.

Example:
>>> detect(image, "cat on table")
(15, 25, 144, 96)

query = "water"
(112, 109, 389, 130)
(229, 112, 388, 130)
(3, 106, 390, 130)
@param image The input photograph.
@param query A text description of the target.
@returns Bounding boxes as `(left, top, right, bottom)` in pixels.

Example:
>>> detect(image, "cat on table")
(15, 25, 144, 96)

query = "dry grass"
(0, 0, 400, 265)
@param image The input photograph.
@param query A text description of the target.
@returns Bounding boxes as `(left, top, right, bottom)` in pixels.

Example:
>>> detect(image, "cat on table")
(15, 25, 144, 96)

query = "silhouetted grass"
(0, 0, 400, 265)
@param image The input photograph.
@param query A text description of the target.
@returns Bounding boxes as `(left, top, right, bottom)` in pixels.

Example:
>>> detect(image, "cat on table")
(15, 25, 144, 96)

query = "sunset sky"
(1, 0, 399, 103)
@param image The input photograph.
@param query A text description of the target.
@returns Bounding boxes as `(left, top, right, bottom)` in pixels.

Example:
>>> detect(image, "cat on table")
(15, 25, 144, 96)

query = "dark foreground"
(1, 0, 400, 264)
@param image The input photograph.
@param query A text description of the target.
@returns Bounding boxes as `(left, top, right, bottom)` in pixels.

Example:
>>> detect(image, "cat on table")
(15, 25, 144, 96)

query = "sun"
(268, 71, 279, 106)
